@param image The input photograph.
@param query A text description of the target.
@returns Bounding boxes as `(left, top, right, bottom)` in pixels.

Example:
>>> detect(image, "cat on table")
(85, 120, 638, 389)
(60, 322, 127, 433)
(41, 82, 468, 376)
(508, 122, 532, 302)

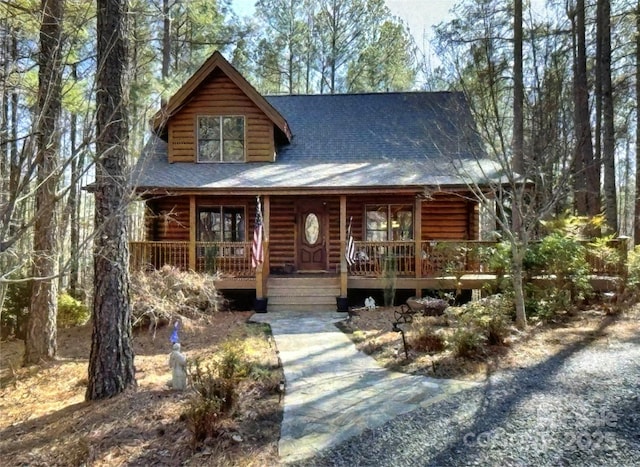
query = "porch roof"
(132, 92, 502, 191)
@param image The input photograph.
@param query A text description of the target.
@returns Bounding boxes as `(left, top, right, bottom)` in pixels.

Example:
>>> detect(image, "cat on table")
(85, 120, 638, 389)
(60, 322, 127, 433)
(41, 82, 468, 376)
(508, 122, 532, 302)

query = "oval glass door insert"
(304, 213, 320, 245)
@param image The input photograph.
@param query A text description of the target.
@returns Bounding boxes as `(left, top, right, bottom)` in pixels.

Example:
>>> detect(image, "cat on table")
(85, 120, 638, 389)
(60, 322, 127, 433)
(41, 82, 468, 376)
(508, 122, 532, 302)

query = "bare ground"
(340, 302, 640, 382)
(0, 312, 283, 466)
(1, 302, 638, 465)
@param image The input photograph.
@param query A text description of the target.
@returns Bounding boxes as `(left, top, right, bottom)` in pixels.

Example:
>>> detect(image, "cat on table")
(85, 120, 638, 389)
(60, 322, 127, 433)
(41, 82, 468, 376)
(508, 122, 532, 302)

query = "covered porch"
(129, 233, 627, 299)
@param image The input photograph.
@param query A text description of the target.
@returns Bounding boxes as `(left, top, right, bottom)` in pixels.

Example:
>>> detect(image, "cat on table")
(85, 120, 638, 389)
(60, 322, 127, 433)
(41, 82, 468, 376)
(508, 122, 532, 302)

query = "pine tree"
(86, 0, 136, 400)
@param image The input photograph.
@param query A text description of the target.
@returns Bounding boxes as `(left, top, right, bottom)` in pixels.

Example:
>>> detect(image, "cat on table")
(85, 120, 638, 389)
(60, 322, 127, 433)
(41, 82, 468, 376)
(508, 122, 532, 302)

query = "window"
(198, 206, 245, 243)
(365, 205, 413, 241)
(197, 116, 245, 162)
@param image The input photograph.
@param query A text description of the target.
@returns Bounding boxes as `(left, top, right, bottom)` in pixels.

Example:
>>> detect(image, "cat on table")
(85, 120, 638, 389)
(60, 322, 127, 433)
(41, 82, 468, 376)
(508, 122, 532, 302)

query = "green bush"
(533, 233, 591, 314)
(457, 294, 513, 345)
(444, 294, 514, 359)
(57, 292, 90, 328)
(450, 327, 486, 358)
(588, 235, 622, 274)
(1, 281, 31, 339)
(627, 246, 640, 297)
(478, 242, 512, 293)
(184, 340, 251, 444)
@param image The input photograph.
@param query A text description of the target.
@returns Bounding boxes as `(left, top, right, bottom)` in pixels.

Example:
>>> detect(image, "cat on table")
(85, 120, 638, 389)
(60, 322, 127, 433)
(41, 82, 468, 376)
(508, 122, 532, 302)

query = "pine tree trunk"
(86, 0, 136, 400)
(24, 0, 65, 365)
(68, 64, 80, 297)
(513, 0, 524, 175)
(572, 0, 600, 217)
(598, 0, 617, 232)
(634, 5, 640, 245)
(161, 0, 170, 107)
(512, 0, 524, 234)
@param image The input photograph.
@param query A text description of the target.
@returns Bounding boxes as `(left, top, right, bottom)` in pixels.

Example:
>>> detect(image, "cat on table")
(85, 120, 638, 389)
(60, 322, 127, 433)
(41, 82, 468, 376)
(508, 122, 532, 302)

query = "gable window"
(365, 205, 413, 241)
(197, 116, 245, 162)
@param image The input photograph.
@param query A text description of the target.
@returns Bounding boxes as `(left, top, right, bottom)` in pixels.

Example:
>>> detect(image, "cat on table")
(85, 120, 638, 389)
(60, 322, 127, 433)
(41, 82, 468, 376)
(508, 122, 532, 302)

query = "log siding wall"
(167, 70, 275, 163)
(145, 193, 479, 268)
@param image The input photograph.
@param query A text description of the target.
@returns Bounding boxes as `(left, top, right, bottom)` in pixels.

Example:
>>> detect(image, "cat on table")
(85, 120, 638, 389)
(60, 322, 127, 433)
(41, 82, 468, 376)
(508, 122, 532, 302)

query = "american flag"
(252, 197, 264, 268)
(345, 216, 355, 266)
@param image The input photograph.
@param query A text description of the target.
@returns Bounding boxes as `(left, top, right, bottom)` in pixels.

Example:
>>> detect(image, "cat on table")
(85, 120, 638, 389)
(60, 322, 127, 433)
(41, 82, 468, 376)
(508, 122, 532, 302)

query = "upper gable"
(166, 70, 278, 163)
(151, 51, 291, 164)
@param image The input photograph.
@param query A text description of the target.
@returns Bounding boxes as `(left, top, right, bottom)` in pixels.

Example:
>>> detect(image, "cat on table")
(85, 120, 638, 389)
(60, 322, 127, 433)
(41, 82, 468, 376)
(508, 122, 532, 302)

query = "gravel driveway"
(294, 326, 640, 466)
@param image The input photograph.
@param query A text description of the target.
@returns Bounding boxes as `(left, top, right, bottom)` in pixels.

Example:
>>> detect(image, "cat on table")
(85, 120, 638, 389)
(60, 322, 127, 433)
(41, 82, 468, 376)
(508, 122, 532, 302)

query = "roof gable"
(151, 51, 291, 142)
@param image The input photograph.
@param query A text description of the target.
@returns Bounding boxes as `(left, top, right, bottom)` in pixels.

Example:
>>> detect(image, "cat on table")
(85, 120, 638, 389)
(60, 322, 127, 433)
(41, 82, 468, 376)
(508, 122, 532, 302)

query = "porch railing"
(195, 241, 254, 277)
(347, 239, 627, 278)
(130, 238, 627, 279)
(129, 241, 255, 277)
(130, 241, 189, 271)
(349, 241, 415, 276)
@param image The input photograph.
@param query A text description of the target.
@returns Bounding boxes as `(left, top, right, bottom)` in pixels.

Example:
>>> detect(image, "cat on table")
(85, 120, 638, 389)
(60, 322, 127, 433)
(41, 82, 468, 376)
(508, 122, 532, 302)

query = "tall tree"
(433, 0, 581, 328)
(86, 0, 136, 400)
(255, 0, 309, 94)
(24, 0, 65, 365)
(346, 19, 416, 92)
(635, 2, 640, 245)
(511, 0, 525, 327)
(313, 0, 386, 93)
(512, 0, 524, 175)
(597, 0, 617, 232)
(571, 0, 600, 218)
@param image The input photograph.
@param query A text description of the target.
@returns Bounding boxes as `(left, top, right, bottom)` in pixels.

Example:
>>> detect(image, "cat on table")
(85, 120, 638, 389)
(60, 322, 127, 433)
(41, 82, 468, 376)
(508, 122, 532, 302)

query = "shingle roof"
(132, 92, 500, 191)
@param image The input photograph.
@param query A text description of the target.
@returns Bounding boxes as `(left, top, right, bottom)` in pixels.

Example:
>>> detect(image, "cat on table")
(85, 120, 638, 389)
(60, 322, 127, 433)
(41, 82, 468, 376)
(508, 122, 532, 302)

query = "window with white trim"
(197, 116, 245, 162)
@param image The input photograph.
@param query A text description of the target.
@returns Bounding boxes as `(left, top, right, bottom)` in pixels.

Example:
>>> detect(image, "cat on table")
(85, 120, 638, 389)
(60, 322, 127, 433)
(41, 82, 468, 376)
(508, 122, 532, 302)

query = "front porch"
(129, 238, 627, 302)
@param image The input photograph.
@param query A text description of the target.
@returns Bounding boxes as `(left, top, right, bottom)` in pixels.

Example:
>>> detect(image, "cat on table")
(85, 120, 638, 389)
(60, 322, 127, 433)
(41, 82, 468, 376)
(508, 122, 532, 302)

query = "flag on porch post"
(345, 216, 355, 266)
(252, 196, 264, 269)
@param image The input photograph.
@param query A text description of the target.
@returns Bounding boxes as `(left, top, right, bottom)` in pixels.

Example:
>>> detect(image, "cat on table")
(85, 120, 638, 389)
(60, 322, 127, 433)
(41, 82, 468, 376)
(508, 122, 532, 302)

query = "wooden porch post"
(414, 196, 422, 297)
(340, 195, 348, 297)
(260, 195, 271, 298)
(189, 195, 196, 270)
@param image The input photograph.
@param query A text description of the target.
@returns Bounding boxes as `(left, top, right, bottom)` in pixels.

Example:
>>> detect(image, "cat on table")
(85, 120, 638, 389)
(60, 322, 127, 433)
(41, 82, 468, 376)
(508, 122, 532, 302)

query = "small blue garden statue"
(170, 320, 180, 344)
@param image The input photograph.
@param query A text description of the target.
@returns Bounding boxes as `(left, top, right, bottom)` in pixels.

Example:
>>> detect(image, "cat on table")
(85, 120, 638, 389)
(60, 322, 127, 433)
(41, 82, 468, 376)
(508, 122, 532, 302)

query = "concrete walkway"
(250, 310, 478, 464)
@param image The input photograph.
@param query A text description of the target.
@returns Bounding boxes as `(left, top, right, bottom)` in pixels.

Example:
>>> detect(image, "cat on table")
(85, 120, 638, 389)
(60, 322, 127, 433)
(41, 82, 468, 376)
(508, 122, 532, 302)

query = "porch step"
(267, 276, 340, 312)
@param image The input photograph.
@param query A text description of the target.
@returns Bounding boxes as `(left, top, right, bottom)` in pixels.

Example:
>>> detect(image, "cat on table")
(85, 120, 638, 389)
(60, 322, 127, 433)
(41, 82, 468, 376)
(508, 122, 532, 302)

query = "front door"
(297, 200, 328, 271)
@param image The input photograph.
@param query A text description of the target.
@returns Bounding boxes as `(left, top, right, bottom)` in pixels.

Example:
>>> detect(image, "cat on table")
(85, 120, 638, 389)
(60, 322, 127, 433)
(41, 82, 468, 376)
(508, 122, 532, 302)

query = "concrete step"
(266, 276, 341, 312)
(268, 286, 341, 297)
(268, 303, 340, 312)
(268, 276, 339, 287)
(268, 295, 336, 306)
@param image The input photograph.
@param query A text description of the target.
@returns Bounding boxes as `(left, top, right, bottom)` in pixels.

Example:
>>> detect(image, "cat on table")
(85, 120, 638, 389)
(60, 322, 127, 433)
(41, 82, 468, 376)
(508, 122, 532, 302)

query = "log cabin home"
(130, 51, 505, 312)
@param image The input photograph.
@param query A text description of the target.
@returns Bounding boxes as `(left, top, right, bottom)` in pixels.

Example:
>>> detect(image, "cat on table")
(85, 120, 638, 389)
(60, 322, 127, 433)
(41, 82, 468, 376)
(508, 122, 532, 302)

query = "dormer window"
(197, 116, 245, 162)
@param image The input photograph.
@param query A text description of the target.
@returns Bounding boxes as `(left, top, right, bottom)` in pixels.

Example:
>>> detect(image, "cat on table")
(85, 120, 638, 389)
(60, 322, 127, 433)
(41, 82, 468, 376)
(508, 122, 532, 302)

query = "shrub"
(450, 328, 486, 358)
(456, 294, 514, 346)
(408, 317, 446, 353)
(626, 246, 640, 300)
(588, 235, 622, 275)
(1, 281, 31, 339)
(130, 266, 221, 329)
(57, 292, 89, 327)
(533, 233, 592, 313)
(184, 339, 254, 445)
(478, 242, 512, 293)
